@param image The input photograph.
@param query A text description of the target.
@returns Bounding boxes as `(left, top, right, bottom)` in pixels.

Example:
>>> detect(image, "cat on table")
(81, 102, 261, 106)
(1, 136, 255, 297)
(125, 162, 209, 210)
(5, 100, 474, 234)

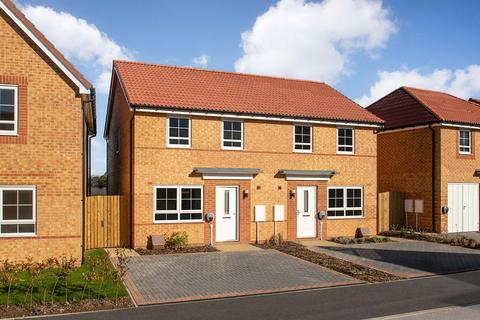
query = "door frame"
(215, 185, 240, 242)
(296, 185, 317, 238)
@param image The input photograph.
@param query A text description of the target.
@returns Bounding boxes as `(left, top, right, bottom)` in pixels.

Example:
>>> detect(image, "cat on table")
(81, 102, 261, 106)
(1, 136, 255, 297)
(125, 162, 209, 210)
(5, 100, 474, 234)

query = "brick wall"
(127, 112, 377, 248)
(377, 126, 480, 233)
(438, 127, 480, 233)
(0, 11, 85, 262)
(377, 127, 436, 230)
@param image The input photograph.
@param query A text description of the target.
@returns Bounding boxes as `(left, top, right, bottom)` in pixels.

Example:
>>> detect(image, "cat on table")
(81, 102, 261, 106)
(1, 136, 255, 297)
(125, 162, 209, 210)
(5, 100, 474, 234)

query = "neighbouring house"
(105, 61, 383, 248)
(0, 0, 96, 261)
(367, 87, 480, 234)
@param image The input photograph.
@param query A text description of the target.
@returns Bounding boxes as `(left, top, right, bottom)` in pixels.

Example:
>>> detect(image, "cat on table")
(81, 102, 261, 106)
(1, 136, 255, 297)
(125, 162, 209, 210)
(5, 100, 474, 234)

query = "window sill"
(0, 131, 18, 136)
(166, 144, 191, 149)
(221, 147, 244, 151)
(0, 233, 36, 238)
(153, 220, 204, 224)
(336, 151, 355, 155)
(327, 216, 364, 220)
(293, 149, 313, 154)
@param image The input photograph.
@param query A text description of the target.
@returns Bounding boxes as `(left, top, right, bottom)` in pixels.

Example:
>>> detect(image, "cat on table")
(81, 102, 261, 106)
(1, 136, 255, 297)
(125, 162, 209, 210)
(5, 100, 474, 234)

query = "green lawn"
(0, 249, 129, 305)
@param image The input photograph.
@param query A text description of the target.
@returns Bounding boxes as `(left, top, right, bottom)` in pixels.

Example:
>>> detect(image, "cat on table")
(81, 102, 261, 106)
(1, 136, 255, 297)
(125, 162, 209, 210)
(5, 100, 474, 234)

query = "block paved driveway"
(123, 250, 361, 305)
(310, 239, 480, 278)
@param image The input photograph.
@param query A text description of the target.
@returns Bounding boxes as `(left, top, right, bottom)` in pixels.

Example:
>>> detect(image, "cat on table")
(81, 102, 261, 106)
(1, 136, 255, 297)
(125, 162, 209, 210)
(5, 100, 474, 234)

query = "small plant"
(165, 232, 189, 250)
(0, 259, 18, 308)
(55, 256, 77, 303)
(268, 233, 284, 246)
(113, 248, 129, 305)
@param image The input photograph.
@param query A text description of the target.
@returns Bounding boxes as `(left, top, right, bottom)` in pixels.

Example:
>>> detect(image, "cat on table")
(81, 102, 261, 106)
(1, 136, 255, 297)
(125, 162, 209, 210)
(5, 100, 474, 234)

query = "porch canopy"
(193, 167, 262, 180)
(277, 169, 337, 181)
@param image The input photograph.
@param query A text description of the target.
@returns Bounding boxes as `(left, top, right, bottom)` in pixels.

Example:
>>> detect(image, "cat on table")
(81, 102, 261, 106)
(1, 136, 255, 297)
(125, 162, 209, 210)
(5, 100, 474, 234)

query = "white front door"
(448, 183, 479, 233)
(216, 186, 239, 242)
(297, 186, 317, 238)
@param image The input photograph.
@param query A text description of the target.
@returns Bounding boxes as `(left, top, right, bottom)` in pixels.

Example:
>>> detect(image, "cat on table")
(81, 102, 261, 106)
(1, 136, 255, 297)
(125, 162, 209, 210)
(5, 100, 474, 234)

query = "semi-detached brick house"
(0, 0, 96, 262)
(105, 61, 383, 248)
(367, 87, 480, 234)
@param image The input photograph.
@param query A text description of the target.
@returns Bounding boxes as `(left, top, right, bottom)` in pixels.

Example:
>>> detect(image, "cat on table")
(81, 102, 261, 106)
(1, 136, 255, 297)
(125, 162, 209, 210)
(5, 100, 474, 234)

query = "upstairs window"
(0, 85, 18, 135)
(154, 186, 203, 222)
(337, 128, 354, 154)
(222, 120, 243, 150)
(0, 187, 36, 236)
(167, 117, 191, 147)
(459, 129, 471, 154)
(294, 125, 312, 152)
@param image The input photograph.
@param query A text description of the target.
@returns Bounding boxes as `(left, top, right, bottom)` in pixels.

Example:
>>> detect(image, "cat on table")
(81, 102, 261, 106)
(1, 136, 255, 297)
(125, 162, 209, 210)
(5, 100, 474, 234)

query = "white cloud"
(192, 54, 210, 67)
(90, 138, 105, 175)
(20, 4, 133, 94)
(235, 0, 396, 83)
(356, 65, 480, 106)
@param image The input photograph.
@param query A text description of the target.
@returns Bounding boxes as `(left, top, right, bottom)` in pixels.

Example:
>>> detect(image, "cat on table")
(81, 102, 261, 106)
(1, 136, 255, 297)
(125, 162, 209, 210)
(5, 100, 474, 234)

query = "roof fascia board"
(134, 107, 382, 128)
(104, 67, 134, 138)
(378, 122, 480, 134)
(0, 1, 90, 94)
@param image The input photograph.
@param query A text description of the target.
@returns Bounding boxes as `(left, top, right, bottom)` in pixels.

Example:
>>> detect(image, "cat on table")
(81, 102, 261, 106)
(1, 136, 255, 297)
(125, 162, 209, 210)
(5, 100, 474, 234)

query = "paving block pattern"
(123, 250, 360, 305)
(311, 240, 480, 278)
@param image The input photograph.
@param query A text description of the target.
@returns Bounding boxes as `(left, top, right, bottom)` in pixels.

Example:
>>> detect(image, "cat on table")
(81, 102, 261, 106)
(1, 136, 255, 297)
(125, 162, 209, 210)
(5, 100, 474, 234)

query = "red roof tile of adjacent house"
(470, 98, 480, 105)
(113, 60, 383, 124)
(1, 0, 92, 90)
(367, 87, 480, 129)
(403, 87, 480, 126)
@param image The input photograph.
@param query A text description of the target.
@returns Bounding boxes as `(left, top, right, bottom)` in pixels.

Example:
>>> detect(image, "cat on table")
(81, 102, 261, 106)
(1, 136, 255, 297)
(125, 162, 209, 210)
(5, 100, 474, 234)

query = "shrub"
(268, 233, 284, 246)
(165, 232, 189, 250)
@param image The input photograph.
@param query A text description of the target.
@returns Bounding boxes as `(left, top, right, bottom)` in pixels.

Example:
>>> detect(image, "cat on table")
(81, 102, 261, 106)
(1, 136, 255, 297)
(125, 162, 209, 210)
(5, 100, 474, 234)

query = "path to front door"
(297, 186, 317, 238)
(216, 186, 239, 242)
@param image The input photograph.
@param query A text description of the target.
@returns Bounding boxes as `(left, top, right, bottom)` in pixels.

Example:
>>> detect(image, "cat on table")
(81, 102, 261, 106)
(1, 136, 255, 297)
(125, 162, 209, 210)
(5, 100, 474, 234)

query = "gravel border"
(258, 241, 403, 283)
(0, 297, 133, 319)
(135, 245, 218, 255)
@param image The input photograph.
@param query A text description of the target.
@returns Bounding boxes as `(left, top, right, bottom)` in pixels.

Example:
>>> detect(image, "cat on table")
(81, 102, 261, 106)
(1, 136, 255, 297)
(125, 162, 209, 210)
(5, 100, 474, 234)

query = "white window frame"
(0, 186, 36, 237)
(166, 116, 191, 148)
(221, 119, 243, 150)
(0, 85, 18, 136)
(327, 186, 363, 219)
(153, 185, 203, 223)
(459, 129, 471, 155)
(337, 127, 355, 155)
(293, 124, 312, 153)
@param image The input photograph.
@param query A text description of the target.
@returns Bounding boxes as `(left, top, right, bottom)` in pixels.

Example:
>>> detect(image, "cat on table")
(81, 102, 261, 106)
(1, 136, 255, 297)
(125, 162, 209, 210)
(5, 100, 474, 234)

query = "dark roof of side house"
(367, 86, 480, 130)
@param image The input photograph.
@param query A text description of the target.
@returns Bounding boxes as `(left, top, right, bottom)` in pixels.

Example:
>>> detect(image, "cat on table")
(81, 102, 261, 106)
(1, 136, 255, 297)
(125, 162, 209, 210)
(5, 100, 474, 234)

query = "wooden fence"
(378, 192, 405, 233)
(85, 195, 130, 249)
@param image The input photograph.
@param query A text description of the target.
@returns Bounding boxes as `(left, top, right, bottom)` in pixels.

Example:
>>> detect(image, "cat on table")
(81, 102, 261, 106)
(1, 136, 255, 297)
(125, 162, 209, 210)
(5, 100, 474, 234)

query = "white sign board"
(254, 205, 266, 222)
(414, 200, 424, 213)
(274, 205, 285, 221)
(404, 199, 414, 213)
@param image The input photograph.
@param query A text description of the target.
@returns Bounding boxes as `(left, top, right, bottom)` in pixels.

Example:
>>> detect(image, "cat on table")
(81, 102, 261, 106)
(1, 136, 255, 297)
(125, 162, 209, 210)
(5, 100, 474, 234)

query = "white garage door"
(448, 183, 479, 233)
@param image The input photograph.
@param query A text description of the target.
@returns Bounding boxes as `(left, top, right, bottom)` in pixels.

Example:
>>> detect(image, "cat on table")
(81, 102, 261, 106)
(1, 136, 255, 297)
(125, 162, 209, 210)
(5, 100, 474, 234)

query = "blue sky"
(16, 0, 480, 174)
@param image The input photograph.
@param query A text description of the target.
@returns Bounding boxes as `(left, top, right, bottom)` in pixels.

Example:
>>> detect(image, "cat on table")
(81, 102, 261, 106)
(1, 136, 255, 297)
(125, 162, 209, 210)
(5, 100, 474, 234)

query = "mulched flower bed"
(0, 297, 133, 319)
(381, 230, 480, 249)
(331, 236, 391, 245)
(135, 245, 218, 255)
(258, 241, 402, 283)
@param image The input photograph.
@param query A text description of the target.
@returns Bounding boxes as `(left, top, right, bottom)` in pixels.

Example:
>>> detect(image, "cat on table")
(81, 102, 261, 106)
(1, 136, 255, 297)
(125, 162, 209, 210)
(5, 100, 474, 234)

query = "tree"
(91, 172, 107, 189)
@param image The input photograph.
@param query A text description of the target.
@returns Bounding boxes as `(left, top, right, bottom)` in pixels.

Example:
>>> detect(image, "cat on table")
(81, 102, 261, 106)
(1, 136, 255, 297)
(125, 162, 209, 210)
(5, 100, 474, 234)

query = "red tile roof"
(403, 87, 480, 126)
(470, 98, 480, 105)
(2, 0, 92, 90)
(113, 61, 383, 124)
(367, 87, 480, 129)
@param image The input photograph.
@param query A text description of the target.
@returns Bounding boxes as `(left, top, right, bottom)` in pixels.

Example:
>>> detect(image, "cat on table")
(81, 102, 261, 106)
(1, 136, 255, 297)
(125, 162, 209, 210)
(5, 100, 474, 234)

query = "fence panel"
(85, 195, 130, 249)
